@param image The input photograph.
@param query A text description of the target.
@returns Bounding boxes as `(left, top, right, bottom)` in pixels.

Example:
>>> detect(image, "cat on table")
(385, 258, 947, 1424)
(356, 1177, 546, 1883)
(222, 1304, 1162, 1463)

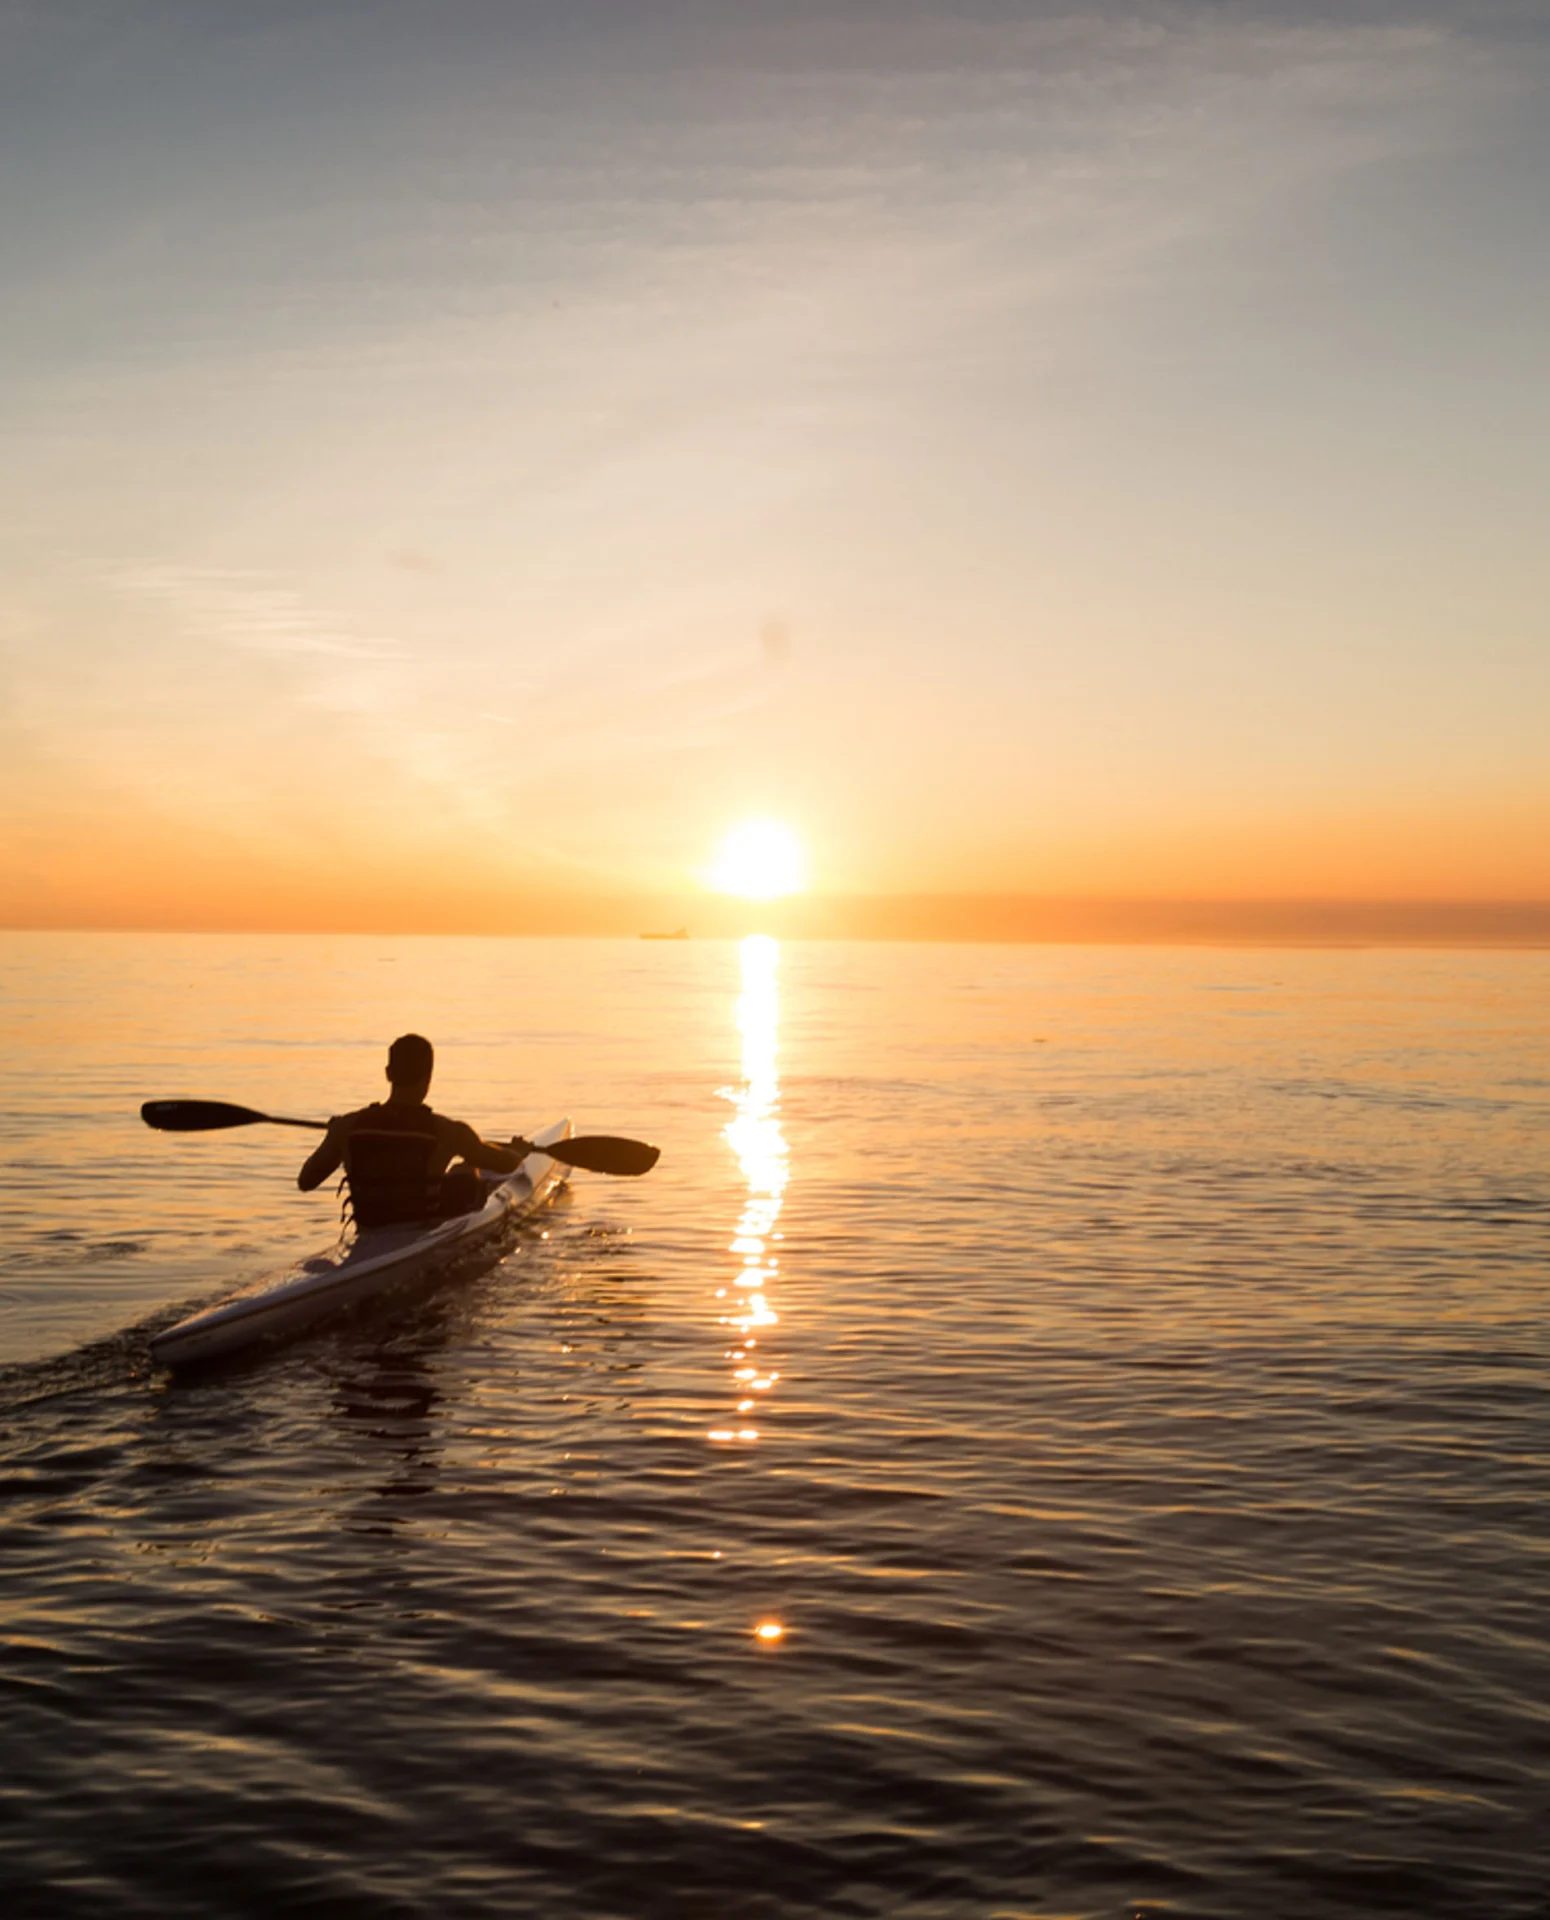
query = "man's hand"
(509, 1136, 534, 1158)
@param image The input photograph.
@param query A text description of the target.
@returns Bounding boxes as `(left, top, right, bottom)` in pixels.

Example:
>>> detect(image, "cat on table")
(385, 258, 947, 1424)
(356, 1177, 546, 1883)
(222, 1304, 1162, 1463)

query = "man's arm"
(449, 1120, 523, 1175)
(298, 1119, 348, 1191)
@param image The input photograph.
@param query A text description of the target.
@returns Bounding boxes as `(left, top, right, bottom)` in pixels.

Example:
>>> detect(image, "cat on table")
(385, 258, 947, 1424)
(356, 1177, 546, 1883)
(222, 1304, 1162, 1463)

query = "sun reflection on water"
(710, 934, 786, 1444)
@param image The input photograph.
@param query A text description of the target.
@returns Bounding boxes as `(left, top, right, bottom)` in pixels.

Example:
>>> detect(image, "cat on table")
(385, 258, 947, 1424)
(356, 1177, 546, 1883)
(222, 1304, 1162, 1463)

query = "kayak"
(148, 1117, 573, 1369)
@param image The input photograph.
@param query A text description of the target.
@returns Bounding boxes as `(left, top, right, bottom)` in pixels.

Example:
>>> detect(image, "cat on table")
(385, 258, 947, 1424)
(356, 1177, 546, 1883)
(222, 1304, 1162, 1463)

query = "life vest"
(343, 1104, 438, 1229)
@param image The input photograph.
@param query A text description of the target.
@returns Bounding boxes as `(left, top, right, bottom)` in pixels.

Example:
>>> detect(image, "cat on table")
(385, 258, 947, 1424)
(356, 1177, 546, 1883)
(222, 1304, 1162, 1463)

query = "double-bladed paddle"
(140, 1100, 660, 1177)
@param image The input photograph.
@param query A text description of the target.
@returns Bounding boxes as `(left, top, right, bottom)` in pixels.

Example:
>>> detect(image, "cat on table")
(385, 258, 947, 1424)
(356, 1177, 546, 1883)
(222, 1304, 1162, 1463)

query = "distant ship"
(640, 928, 689, 940)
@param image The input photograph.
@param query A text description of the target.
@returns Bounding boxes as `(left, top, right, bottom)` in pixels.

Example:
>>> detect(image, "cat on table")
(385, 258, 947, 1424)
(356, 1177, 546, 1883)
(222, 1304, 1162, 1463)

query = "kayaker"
(297, 1033, 531, 1224)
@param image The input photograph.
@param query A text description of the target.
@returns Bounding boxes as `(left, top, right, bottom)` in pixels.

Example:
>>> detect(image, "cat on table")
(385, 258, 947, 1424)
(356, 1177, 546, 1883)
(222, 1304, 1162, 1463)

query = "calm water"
(1, 932, 1547, 1918)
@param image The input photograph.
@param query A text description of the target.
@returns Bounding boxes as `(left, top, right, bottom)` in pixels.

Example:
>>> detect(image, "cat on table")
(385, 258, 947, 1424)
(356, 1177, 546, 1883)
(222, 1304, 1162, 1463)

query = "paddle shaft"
(140, 1101, 659, 1176)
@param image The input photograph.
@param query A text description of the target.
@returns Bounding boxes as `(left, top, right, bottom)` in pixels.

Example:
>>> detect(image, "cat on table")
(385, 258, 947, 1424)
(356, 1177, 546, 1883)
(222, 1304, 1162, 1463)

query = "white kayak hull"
(149, 1117, 573, 1369)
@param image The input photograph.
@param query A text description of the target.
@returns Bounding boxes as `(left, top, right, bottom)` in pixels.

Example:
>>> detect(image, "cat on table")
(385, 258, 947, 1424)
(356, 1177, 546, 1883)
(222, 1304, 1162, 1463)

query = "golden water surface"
(1, 933, 1547, 1918)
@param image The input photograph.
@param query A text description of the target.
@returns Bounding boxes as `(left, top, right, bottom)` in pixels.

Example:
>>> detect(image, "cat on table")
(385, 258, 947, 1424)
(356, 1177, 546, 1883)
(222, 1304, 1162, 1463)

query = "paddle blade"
(546, 1134, 660, 1177)
(142, 1100, 273, 1132)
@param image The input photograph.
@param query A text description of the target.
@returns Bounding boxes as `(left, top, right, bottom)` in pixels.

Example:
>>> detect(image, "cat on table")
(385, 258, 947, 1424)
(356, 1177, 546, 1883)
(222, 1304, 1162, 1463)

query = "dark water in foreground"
(1, 934, 1548, 1918)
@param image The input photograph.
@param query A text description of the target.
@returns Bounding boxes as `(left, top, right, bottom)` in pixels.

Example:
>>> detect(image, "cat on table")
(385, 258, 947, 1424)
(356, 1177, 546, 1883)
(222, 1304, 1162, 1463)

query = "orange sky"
(2, 3, 1547, 935)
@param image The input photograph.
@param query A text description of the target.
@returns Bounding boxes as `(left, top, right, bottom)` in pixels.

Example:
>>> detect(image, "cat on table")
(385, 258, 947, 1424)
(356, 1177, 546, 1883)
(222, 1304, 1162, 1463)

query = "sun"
(709, 820, 807, 900)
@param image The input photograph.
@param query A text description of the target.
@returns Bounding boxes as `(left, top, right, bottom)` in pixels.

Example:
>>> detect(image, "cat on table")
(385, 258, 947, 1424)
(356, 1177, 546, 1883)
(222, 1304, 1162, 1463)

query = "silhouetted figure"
(297, 1033, 529, 1227)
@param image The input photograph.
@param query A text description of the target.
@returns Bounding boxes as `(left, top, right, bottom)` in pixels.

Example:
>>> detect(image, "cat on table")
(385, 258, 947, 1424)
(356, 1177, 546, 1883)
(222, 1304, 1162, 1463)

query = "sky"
(2, 0, 1547, 932)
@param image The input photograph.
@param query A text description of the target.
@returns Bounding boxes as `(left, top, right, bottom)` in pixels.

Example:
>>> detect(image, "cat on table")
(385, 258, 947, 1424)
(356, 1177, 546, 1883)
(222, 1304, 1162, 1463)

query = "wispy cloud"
(116, 565, 404, 661)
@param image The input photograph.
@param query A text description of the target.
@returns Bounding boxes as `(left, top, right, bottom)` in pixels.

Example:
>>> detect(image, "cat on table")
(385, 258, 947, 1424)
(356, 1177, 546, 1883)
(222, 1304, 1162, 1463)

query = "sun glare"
(710, 820, 807, 900)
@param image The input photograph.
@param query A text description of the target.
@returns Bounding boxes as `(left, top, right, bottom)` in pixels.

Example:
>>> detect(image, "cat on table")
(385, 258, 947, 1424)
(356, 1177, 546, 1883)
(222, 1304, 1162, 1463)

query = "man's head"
(386, 1032, 434, 1101)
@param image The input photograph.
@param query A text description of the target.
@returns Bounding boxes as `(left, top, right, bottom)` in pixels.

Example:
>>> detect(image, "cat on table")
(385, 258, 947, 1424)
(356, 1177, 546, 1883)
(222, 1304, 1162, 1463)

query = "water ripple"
(1, 936, 1548, 1916)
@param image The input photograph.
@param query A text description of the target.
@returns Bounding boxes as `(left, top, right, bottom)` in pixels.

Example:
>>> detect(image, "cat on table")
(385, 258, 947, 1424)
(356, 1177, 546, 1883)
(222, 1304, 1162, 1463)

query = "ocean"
(1, 931, 1547, 1918)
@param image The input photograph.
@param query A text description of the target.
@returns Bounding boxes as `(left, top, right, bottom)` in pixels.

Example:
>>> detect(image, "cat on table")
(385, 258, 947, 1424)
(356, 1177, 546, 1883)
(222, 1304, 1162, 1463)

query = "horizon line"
(3, 894, 1548, 948)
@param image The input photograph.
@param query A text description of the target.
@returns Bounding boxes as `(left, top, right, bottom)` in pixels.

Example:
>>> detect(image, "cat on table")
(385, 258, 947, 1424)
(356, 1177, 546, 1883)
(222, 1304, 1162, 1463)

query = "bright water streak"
(1, 932, 1548, 1918)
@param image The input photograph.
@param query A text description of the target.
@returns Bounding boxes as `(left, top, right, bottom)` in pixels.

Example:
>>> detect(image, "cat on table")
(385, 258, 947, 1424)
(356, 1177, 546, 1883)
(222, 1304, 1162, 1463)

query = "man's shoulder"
(335, 1102, 441, 1137)
(429, 1110, 482, 1148)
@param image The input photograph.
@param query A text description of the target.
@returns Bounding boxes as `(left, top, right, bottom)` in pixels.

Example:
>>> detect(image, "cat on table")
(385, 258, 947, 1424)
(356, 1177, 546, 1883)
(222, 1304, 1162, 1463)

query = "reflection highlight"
(710, 935, 787, 1442)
